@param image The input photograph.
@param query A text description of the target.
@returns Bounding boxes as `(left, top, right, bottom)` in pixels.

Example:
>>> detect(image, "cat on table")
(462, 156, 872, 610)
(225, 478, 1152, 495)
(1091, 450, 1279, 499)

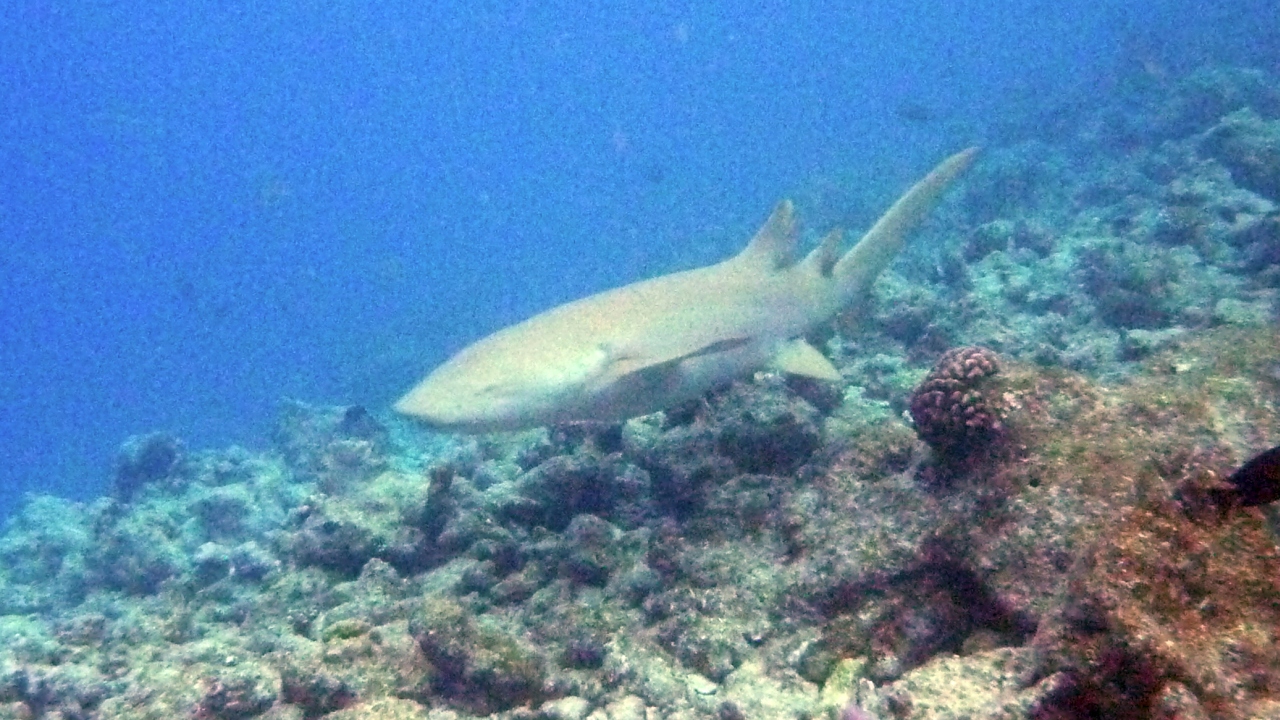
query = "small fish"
(894, 100, 938, 124)
(1228, 444, 1280, 506)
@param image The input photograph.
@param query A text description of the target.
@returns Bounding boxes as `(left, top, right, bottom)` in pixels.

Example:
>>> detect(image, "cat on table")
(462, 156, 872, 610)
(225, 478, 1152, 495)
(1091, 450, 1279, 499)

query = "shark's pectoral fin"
(771, 339, 842, 381)
(608, 336, 754, 380)
(608, 336, 756, 395)
(681, 336, 755, 358)
(606, 336, 753, 400)
(611, 356, 686, 398)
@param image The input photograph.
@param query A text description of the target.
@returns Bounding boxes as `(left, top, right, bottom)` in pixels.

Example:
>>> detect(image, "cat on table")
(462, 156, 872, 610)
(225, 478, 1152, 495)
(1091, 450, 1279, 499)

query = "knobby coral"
(909, 346, 1005, 457)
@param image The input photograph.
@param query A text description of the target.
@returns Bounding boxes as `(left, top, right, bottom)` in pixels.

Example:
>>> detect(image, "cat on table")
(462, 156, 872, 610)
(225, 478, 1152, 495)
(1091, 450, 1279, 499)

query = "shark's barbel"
(396, 148, 979, 433)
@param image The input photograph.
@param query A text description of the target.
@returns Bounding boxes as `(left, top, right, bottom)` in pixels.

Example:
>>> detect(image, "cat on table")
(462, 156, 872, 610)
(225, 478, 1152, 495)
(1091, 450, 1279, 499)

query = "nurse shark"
(396, 148, 978, 433)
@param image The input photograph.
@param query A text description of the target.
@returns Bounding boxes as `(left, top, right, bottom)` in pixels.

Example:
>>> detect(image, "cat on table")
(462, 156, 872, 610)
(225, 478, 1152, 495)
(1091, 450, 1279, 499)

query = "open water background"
(1, 0, 1276, 520)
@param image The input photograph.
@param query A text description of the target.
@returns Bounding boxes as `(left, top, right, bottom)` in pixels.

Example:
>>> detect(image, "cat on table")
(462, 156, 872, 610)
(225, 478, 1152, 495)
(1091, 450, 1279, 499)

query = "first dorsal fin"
(736, 200, 797, 271)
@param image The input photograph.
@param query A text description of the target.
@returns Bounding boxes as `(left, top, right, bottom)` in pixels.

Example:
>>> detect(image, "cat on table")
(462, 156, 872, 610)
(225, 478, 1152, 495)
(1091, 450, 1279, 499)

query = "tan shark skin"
(396, 148, 978, 433)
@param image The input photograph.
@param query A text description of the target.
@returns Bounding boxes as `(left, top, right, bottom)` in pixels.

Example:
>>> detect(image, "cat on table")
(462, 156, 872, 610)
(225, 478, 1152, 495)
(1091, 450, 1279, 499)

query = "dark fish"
(1228, 444, 1280, 506)
(894, 101, 938, 124)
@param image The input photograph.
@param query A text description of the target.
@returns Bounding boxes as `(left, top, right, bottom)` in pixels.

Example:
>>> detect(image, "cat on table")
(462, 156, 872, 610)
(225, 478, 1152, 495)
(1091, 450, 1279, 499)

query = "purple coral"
(908, 346, 1004, 456)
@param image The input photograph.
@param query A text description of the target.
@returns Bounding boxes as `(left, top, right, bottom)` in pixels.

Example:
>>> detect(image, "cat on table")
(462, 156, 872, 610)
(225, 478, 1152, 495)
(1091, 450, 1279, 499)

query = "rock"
(538, 695, 592, 720)
(113, 433, 185, 500)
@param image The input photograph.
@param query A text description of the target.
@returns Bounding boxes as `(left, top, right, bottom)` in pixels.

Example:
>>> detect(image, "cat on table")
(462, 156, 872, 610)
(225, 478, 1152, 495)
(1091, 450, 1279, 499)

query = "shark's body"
(396, 148, 977, 433)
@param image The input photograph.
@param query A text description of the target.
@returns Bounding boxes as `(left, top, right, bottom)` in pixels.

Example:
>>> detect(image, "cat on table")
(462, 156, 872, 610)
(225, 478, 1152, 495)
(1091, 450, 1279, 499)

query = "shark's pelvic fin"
(771, 338, 842, 381)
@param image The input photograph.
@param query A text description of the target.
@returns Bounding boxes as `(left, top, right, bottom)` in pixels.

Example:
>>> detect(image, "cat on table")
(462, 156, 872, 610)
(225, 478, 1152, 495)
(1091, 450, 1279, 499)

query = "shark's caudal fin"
(832, 147, 979, 301)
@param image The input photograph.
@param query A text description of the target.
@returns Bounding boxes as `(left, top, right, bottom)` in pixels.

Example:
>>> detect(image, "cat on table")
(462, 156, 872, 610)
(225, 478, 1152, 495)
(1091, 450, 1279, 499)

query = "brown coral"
(908, 346, 1005, 456)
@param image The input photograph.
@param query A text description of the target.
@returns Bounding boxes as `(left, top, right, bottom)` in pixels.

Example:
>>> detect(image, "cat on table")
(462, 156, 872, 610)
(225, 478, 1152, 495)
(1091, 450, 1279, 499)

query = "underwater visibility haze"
(2, 0, 1280, 718)
(4, 0, 1214, 513)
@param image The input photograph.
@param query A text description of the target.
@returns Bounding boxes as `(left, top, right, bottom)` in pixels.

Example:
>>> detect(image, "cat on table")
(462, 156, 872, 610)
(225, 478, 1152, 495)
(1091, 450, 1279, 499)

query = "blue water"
(1, 0, 1276, 520)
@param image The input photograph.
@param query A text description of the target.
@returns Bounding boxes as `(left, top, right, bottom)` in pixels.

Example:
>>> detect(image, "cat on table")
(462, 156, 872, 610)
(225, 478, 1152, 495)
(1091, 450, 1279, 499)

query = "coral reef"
(908, 346, 1005, 458)
(113, 432, 186, 500)
(1, 64, 1280, 720)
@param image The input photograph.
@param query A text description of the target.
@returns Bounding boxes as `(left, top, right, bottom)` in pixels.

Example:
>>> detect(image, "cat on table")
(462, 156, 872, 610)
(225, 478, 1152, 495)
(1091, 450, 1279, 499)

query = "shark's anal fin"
(771, 339, 841, 381)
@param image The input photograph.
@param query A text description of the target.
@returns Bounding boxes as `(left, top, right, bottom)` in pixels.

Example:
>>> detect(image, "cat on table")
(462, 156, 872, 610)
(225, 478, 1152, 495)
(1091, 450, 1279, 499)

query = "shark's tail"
(831, 147, 979, 303)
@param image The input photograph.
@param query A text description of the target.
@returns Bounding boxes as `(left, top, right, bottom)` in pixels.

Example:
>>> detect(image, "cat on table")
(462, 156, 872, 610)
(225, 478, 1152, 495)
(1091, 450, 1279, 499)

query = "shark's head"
(394, 362, 550, 433)
(394, 334, 613, 433)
